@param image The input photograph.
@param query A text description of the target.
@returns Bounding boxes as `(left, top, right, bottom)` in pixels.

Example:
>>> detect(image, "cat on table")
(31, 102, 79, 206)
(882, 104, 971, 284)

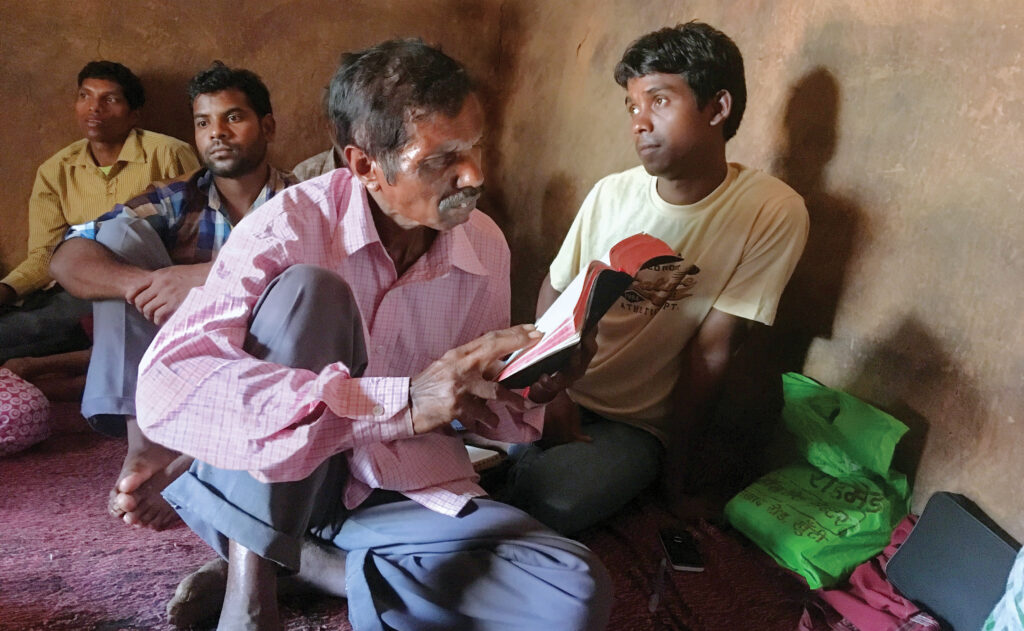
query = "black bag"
(887, 492, 1020, 630)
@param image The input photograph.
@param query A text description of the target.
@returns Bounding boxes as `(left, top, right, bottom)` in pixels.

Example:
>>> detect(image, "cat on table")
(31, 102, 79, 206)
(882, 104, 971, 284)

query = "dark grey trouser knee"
(505, 409, 664, 535)
(81, 217, 171, 436)
(0, 286, 92, 363)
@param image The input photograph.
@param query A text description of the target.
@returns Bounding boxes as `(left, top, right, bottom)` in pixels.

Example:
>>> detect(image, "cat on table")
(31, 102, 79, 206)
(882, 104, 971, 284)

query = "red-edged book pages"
(497, 233, 681, 388)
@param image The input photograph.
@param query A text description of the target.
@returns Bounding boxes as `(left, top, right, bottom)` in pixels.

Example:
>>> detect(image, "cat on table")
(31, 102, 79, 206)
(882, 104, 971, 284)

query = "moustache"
(205, 142, 237, 155)
(439, 186, 484, 213)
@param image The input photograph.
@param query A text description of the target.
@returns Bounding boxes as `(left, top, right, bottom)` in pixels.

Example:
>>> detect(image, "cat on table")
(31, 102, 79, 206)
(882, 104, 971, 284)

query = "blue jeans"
(505, 409, 664, 534)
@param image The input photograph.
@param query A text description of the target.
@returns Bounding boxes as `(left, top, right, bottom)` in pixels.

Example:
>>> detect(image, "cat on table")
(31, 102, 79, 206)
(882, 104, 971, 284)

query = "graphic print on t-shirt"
(619, 261, 700, 316)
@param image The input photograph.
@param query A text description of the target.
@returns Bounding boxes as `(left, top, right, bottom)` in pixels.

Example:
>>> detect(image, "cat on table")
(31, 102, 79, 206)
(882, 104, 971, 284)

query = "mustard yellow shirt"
(2, 128, 199, 295)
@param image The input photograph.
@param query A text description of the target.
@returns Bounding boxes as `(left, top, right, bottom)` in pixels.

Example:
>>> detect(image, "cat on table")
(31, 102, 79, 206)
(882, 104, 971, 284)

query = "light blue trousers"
(162, 265, 612, 631)
(79, 217, 168, 436)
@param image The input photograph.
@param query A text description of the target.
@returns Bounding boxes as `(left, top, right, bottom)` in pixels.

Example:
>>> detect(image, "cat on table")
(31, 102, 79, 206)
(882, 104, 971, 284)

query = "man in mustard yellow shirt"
(0, 61, 198, 363)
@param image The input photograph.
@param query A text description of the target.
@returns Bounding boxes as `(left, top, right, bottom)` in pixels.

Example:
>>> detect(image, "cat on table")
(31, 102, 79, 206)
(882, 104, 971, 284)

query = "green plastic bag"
(724, 373, 911, 589)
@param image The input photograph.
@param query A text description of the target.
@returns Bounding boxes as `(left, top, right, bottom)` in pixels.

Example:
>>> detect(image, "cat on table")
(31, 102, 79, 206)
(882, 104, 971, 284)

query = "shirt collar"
(70, 127, 143, 168)
(116, 128, 147, 164)
(198, 165, 294, 218)
(445, 223, 488, 276)
(336, 172, 489, 277)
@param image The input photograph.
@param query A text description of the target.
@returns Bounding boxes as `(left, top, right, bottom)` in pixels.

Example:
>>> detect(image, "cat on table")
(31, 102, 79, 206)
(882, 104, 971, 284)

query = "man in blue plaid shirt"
(51, 61, 296, 531)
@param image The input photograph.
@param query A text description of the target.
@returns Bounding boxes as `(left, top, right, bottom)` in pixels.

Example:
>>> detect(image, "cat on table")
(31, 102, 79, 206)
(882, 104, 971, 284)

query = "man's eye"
(228, 114, 241, 122)
(654, 96, 667, 106)
(423, 155, 454, 171)
(195, 120, 207, 128)
(627, 105, 639, 115)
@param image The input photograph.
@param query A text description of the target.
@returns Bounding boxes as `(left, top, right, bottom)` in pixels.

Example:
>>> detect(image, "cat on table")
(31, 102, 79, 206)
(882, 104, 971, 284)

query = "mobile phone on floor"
(659, 526, 704, 572)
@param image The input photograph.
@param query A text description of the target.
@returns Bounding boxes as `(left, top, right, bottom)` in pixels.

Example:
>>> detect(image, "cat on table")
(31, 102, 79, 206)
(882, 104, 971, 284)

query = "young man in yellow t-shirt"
(505, 22, 809, 534)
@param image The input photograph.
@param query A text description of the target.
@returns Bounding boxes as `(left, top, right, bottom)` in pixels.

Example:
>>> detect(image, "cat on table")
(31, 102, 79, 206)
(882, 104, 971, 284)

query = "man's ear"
(128, 108, 142, 129)
(708, 90, 733, 129)
(344, 145, 381, 191)
(260, 114, 277, 141)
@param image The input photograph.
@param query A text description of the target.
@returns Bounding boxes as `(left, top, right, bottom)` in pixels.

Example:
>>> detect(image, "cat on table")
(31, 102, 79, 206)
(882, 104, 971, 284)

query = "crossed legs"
(160, 266, 611, 630)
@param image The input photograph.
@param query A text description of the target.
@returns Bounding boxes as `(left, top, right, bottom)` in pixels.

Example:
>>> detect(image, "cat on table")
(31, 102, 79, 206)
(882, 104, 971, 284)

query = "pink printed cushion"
(0, 367, 51, 456)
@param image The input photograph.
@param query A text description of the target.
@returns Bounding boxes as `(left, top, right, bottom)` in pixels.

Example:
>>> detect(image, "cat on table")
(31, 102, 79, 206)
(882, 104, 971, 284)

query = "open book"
(497, 233, 684, 388)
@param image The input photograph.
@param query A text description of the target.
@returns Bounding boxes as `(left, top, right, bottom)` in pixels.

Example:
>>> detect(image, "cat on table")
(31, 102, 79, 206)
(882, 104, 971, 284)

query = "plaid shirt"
(136, 169, 543, 517)
(65, 167, 296, 263)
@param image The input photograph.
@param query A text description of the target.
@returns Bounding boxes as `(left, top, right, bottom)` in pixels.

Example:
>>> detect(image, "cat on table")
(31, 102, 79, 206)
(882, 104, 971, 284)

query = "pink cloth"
(816, 515, 938, 631)
(0, 368, 50, 456)
(136, 169, 542, 516)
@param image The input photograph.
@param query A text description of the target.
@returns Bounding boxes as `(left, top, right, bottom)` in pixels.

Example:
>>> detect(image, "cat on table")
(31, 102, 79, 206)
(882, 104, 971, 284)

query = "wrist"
(0, 283, 16, 305)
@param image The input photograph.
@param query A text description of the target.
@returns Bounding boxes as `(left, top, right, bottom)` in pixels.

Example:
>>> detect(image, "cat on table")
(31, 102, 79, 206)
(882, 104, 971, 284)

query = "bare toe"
(108, 487, 126, 518)
(113, 452, 192, 530)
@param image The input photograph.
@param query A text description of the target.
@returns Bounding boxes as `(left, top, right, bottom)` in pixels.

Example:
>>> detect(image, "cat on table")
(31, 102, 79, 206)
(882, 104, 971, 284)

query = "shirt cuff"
(322, 375, 416, 446)
(0, 269, 45, 297)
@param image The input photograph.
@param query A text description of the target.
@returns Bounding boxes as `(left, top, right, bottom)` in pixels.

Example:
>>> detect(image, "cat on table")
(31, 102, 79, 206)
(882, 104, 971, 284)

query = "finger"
(153, 306, 167, 327)
(131, 286, 157, 312)
(124, 276, 153, 303)
(525, 373, 568, 404)
(152, 301, 175, 326)
(143, 295, 170, 323)
(460, 325, 542, 373)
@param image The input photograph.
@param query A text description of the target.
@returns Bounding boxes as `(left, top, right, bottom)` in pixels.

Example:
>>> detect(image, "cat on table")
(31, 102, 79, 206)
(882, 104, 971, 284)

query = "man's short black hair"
(327, 38, 474, 183)
(614, 21, 747, 141)
(187, 61, 273, 118)
(78, 61, 145, 110)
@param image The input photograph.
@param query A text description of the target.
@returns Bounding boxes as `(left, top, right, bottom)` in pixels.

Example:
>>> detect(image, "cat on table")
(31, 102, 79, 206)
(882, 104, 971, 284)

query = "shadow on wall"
(769, 67, 863, 374)
(510, 172, 579, 320)
(847, 316, 982, 494)
(709, 68, 865, 493)
(477, 0, 523, 232)
(471, 1, 566, 324)
(138, 70, 196, 148)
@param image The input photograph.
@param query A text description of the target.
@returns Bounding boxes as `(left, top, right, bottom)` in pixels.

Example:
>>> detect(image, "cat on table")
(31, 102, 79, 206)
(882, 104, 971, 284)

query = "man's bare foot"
(108, 417, 192, 530)
(166, 541, 346, 629)
(167, 558, 229, 627)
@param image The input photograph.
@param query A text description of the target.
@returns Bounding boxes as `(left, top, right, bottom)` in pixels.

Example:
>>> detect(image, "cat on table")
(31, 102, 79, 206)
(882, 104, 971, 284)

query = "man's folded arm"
(4, 166, 68, 295)
(137, 347, 417, 482)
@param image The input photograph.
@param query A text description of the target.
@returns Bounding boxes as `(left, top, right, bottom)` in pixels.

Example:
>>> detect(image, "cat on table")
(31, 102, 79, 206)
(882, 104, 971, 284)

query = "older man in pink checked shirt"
(134, 39, 611, 631)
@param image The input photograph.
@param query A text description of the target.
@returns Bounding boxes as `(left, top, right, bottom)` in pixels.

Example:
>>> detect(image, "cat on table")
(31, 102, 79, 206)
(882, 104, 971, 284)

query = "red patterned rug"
(0, 404, 809, 630)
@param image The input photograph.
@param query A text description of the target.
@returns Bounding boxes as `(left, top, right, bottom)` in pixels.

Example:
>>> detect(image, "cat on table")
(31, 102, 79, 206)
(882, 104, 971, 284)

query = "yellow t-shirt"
(549, 163, 809, 442)
(2, 128, 199, 295)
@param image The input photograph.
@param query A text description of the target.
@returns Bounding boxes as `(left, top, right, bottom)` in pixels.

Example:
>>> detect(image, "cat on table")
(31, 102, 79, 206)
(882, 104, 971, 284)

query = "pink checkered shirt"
(136, 168, 543, 516)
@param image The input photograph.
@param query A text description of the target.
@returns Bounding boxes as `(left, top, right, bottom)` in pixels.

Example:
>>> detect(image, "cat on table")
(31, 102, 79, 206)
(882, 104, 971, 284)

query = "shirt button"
(372, 404, 385, 416)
